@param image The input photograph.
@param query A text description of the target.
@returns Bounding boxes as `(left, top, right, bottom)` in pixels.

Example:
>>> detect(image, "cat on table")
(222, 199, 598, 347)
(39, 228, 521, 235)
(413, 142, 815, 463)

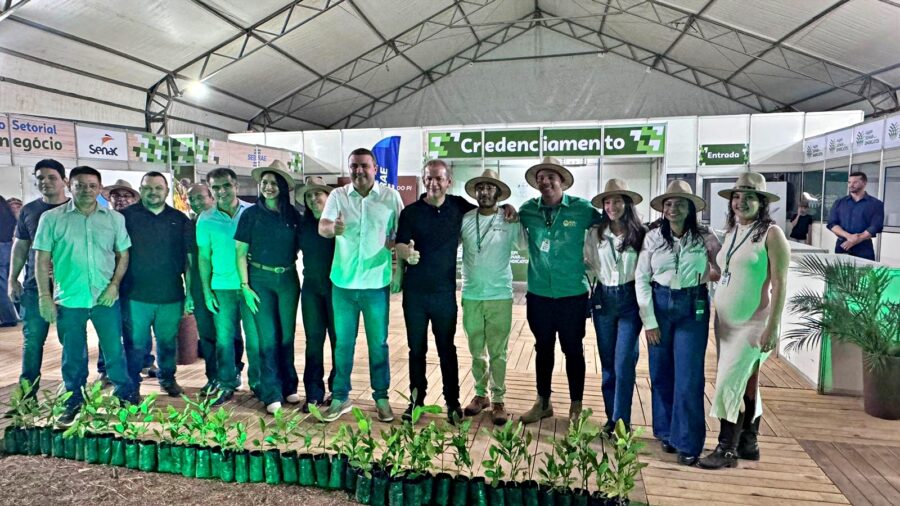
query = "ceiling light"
(184, 80, 209, 99)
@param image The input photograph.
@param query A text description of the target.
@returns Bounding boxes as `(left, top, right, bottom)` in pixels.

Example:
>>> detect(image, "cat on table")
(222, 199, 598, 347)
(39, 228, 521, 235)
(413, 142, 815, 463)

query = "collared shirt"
(519, 194, 602, 298)
(32, 200, 131, 309)
(321, 183, 404, 290)
(234, 203, 301, 267)
(827, 192, 884, 248)
(396, 194, 475, 294)
(461, 209, 525, 300)
(121, 203, 193, 304)
(584, 226, 639, 287)
(196, 200, 252, 290)
(635, 227, 720, 329)
(15, 198, 69, 290)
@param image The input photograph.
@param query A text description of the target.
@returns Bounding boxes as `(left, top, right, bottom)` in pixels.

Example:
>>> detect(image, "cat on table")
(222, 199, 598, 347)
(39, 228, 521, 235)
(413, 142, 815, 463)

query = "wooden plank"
(799, 440, 877, 506)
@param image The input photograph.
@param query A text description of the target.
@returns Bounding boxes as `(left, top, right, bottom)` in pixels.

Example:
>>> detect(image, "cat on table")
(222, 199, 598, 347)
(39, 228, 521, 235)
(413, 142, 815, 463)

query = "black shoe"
(447, 404, 463, 425)
(737, 400, 761, 461)
(661, 441, 677, 454)
(402, 403, 417, 423)
(698, 445, 739, 469)
(57, 406, 80, 427)
(161, 382, 184, 397)
(200, 381, 217, 396)
(211, 389, 234, 406)
(678, 454, 699, 466)
(97, 372, 112, 388)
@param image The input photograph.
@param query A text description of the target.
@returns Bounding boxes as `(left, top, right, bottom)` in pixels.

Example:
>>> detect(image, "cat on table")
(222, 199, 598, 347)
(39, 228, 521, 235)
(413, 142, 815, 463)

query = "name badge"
(540, 239, 551, 253)
(719, 272, 731, 288)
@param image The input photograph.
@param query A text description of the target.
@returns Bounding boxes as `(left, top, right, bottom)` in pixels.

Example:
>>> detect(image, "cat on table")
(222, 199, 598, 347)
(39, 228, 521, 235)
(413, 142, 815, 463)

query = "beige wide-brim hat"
(591, 178, 643, 208)
(717, 171, 780, 203)
(525, 156, 574, 191)
(296, 175, 333, 204)
(101, 179, 139, 201)
(465, 169, 511, 202)
(650, 179, 706, 212)
(251, 159, 297, 190)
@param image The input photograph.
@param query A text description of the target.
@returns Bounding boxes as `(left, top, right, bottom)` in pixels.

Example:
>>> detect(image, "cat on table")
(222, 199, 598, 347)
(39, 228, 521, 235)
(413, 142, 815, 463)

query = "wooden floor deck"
(1, 290, 898, 505)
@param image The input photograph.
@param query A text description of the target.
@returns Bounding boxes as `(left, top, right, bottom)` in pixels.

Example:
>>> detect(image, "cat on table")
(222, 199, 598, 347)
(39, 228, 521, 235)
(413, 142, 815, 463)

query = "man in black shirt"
(296, 176, 337, 411)
(789, 203, 813, 245)
(121, 172, 194, 396)
(8, 159, 69, 392)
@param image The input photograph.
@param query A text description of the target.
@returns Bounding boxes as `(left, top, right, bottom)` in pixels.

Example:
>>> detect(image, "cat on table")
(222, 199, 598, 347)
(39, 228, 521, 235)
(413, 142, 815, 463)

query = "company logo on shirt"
(563, 220, 576, 227)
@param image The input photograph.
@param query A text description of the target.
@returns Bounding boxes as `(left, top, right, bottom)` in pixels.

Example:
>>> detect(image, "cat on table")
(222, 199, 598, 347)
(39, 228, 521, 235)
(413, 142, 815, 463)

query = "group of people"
(6, 150, 883, 472)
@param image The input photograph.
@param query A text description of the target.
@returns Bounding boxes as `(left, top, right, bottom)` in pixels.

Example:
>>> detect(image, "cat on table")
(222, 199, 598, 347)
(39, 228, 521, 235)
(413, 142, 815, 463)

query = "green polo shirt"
(519, 194, 601, 298)
(32, 200, 131, 309)
(196, 200, 251, 290)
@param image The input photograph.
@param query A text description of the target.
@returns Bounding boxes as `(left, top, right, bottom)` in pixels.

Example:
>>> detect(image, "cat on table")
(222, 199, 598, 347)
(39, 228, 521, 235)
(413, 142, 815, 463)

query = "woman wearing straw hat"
(635, 179, 721, 466)
(235, 160, 302, 414)
(698, 172, 790, 469)
(584, 179, 646, 434)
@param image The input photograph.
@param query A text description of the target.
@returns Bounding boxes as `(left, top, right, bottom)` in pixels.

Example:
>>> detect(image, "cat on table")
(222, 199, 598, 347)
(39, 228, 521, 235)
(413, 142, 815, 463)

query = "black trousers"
(301, 278, 337, 403)
(526, 291, 588, 402)
(403, 290, 460, 407)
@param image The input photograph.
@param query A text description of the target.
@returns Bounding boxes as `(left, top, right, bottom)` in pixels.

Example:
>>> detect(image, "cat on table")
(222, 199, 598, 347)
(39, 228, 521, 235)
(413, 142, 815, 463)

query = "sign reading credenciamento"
(426, 124, 666, 159)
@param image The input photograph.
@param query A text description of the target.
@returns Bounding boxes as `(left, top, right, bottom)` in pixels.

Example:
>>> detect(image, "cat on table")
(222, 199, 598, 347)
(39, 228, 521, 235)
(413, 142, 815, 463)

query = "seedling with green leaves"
(64, 382, 118, 438)
(597, 421, 647, 504)
(482, 421, 533, 487)
(445, 418, 473, 476)
(6, 379, 40, 429)
(181, 394, 218, 446)
(569, 408, 602, 490)
(152, 404, 189, 444)
(349, 407, 378, 478)
(113, 393, 157, 440)
(539, 434, 577, 492)
(38, 385, 73, 428)
(255, 407, 304, 450)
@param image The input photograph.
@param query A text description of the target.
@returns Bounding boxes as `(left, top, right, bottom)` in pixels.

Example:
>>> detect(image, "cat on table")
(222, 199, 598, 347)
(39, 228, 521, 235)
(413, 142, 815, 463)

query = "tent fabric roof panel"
(343, 58, 422, 98)
(204, 46, 320, 106)
(280, 85, 370, 127)
(702, 0, 843, 41)
(194, 0, 297, 28)
(351, 0, 454, 40)
(665, 34, 754, 79)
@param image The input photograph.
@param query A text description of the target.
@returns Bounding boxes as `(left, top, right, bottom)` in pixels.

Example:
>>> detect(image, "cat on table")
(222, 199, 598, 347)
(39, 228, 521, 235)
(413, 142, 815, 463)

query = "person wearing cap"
(33, 166, 138, 424)
(827, 171, 884, 261)
(518, 156, 602, 424)
(296, 176, 337, 411)
(698, 172, 790, 469)
(196, 167, 260, 405)
(120, 171, 194, 398)
(318, 148, 404, 423)
(8, 159, 69, 392)
(584, 179, 646, 434)
(635, 179, 721, 466)
(235, 161, 302, 414)
(459, 169, 525, 426)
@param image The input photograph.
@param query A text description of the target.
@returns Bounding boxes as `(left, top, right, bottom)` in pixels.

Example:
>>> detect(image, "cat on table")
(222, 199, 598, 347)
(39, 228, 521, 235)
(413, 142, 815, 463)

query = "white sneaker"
(266, 402, 282, 414)
(285, 394, 302, 404)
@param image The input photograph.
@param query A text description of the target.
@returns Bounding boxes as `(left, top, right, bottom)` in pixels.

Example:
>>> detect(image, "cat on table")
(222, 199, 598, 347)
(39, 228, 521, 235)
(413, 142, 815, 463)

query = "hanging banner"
(603, 124, 666, 156)
(885, 113, 900, 150)
(128, 132, 169, 164)
(803, 136, 826, 163)
(483, 130, 540, 158)
(170, 135, 196, 165)
(825, 128, 852, 159)
(288, 151, 302, 173)
(372, 136, 400, 186)
(698, 143, 748, 166)
(76, 125, 128, 161)
(208, 139, 230, 166)
(256, 146, 290, 168)
(852, 119, 885, 154)
(228, 142, 257, 168)
(0, 114, 10, 164)
(8, 114, 76, 158)
(541, 128, 603, 156)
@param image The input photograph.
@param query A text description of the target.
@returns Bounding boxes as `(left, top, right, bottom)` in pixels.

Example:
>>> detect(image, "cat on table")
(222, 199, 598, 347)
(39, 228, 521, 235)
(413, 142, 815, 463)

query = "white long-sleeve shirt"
(583, 226, 638, 287)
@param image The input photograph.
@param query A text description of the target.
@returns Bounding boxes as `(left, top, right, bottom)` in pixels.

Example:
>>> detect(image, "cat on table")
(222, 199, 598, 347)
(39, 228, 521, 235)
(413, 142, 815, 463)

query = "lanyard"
(724, 225, 755, 275)
(604, 232, 622, 270)
(542, 206, 561, 229)
(475, 213, 497, 253)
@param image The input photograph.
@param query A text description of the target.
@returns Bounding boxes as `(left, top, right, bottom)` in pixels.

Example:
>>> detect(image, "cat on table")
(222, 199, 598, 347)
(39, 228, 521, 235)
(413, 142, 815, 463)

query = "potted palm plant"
(785, 255, 900, 419)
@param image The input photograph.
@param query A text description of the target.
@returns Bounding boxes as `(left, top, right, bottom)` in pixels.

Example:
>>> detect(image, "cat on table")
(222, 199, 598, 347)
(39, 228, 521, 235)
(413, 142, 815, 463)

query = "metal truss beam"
(248, 0, 501, 131)
(653, 0, 715, 65)
(0, 0, 31, 23)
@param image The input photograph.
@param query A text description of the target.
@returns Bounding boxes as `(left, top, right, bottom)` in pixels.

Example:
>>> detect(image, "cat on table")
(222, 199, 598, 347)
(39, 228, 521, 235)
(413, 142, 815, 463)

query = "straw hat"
(591, 178, 643, 208)
(465, 169, 511, 202)
(524, 156, 574, 191)
(717, 172, 779, 203)
(251, 159, 297, 190)
(650, 179, 706, 212)
(296, 176, 333, 205)
(101, 179, 139, 201)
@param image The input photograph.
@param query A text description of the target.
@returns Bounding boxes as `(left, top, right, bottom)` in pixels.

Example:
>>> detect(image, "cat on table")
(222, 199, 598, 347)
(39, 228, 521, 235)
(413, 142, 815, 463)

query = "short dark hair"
(206, 167, 237, 182)
(348, 148, 378, 166)
(849, 171, 867, 182)
(141, 171, 168, 188)
(34, 159, 66, 179)
(69, 166, 102, 183)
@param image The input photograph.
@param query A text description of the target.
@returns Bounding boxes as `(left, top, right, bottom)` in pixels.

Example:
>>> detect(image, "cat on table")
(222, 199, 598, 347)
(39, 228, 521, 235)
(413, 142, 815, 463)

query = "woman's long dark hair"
(258, 171, 298, 226)
(725, 194, 773, 242)
(596, 195, 645, 253)
(648, 199, 708, 250)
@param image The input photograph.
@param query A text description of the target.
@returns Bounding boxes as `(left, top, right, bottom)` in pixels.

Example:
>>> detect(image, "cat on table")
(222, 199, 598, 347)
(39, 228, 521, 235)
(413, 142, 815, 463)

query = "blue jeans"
(19, 287, 55, 391)
(331, 285, 391, 402)
(57, 301, 135, 407)
(191, 283, 242, 386)
(128, 300, 183, 387)
(591, 282, 642, 427)
(97, 297, 151, 373)
(301, 278, 336, 404)
(647, 283, 710, 458)
(212, 289, 259, 393)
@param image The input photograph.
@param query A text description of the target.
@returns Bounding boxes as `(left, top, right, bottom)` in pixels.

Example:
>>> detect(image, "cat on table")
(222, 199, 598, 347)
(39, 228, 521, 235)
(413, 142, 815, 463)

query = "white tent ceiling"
(0, 0, 898, 136)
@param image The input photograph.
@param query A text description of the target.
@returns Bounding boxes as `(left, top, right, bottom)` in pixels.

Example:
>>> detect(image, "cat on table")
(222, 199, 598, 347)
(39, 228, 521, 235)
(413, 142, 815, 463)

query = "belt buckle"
(274, 266, 286, 274)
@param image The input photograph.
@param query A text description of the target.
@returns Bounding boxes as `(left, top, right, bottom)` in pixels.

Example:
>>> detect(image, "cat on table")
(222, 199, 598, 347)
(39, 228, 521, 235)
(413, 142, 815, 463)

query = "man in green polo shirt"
(32, 166, 138, 424)
(518, 157, 601, 424)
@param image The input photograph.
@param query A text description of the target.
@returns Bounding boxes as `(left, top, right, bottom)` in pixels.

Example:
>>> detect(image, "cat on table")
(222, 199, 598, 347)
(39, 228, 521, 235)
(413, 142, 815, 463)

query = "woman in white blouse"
(635, 179, 721, 466)
(584, 179, 646, 434)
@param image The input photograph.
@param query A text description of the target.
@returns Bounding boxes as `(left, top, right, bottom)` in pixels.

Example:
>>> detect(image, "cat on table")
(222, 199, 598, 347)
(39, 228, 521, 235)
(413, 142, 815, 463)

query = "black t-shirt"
(15, 198, 69, 290)
(122, 203, 194, 304)
(396, 194, 476, 293)
(297, 209, 335, 289)
(0, 198, 15, 242)
(790, 214, 813, 240)
(234, 203, 301, 268)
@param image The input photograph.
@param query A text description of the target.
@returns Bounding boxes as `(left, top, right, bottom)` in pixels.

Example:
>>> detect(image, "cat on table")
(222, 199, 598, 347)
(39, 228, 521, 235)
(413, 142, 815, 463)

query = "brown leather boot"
(463, 395, 491, 416)
(569, 401, 583, 421)
(491, 403, 509, 426)
(519, 397, 553, 424)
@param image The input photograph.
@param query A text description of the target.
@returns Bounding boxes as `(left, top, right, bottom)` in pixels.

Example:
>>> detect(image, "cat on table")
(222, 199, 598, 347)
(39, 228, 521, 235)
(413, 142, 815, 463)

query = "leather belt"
(249, 261, 294, 274)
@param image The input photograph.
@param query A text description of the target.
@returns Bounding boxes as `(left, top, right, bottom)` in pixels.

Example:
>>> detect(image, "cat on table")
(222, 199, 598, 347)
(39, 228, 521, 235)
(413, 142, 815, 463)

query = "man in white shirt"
(318, 148, 403, 423)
